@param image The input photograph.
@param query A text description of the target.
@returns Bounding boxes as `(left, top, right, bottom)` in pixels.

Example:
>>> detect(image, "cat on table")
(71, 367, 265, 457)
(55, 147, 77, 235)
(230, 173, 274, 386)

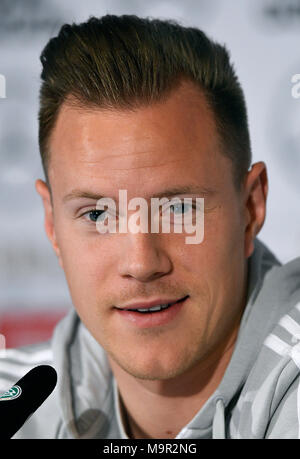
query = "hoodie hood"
(51, 238, 300, 439)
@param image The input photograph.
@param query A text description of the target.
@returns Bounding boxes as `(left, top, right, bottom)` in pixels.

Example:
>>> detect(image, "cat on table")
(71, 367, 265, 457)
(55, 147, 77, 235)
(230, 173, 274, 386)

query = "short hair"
(38, 14, 252, 188)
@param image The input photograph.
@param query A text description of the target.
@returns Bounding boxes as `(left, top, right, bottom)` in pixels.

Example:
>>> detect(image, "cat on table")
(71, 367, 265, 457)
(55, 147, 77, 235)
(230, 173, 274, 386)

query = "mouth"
(114, 295, 189, 328)
(115, 295, 189, 314)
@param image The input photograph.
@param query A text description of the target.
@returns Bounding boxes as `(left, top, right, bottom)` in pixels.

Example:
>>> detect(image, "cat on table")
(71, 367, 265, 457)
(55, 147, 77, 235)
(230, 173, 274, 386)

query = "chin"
(112, 347, 193, 381)
(122, 364, 183, 381)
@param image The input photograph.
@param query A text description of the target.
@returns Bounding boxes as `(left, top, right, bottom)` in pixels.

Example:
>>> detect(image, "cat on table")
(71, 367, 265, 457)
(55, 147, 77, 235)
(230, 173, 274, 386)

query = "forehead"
(48, 81, 231, 196)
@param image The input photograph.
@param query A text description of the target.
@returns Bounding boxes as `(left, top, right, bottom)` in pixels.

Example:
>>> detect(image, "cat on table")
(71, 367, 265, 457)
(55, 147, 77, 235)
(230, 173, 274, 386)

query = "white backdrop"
(0, 0, 300, 317)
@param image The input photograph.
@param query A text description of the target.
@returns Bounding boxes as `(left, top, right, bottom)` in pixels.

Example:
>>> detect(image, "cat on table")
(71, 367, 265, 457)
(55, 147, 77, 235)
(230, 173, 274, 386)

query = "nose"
(118, 233, 173, 282)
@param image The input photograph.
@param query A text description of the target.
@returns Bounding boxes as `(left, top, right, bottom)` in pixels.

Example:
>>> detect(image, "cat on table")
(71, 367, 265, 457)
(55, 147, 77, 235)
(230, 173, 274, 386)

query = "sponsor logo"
(0, 385, 22, 401)
(250, 0, 300, 33)
(258, 0, 300, 28)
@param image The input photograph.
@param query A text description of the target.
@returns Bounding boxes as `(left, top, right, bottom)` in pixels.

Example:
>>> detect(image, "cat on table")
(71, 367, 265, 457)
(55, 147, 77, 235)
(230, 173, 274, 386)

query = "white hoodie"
(1, 238, 300, 439)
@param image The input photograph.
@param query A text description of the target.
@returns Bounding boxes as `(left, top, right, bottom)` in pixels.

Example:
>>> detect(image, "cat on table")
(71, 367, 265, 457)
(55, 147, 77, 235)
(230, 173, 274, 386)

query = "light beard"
(106, 340, 206, 382)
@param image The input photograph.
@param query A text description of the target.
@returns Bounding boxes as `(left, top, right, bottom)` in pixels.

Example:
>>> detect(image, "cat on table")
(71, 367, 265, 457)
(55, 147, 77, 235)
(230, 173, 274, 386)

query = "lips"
(114, 295, 189, 328)
(115, 295, 189, 313)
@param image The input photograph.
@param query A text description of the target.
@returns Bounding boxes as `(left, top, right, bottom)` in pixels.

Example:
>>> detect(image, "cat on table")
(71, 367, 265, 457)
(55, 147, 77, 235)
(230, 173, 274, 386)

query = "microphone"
(0, 365, 57, 439)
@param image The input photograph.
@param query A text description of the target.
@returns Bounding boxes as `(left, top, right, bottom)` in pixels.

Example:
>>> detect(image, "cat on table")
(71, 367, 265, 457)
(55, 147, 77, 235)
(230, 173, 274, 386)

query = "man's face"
(37, 80, 263, 380)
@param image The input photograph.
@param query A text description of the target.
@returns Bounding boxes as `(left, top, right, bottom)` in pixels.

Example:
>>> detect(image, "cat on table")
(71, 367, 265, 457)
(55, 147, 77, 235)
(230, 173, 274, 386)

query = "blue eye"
(84, 209, 107, 222)
(170, 203, 192, 214)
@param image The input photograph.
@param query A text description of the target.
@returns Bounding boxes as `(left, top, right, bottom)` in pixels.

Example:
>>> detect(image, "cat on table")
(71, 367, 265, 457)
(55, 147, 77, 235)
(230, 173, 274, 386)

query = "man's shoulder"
(231, 300, 300, 438)
(0, 340, 54, 393)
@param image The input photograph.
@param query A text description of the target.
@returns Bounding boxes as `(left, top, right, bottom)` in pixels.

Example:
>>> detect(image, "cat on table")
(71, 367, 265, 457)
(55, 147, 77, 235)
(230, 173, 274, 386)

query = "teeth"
(136, 303, 170, 313)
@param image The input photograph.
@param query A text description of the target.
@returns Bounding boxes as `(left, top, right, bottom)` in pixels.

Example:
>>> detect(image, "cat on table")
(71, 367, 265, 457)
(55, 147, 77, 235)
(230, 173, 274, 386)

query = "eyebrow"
(62, 185, 216, 203)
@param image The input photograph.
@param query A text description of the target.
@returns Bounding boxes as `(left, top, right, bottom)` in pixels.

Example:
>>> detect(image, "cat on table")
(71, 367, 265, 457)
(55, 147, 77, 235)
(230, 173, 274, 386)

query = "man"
(1, 14, 300, 439)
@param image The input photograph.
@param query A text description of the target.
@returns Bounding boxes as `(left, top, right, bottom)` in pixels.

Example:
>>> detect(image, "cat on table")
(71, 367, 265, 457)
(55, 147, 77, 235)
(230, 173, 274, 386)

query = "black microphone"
(0, 365, 57, 439)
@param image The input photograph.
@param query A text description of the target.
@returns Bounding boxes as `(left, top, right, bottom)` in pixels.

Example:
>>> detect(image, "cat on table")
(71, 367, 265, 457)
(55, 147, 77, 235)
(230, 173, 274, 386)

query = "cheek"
(179, 204, 246, 307)
(182, 203, 244, 268)
(206, 201, 244, 256)
(54, 222, 112, 302)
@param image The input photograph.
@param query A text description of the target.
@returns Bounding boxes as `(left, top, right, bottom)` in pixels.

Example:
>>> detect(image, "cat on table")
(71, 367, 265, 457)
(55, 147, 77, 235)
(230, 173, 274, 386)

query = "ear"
(243, 162, 268, 259)
(35, 179, 64, 269)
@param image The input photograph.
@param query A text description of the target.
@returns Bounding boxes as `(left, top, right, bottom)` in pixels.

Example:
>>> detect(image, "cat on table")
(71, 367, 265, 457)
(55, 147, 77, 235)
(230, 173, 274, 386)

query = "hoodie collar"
(52, 310, 117, 438)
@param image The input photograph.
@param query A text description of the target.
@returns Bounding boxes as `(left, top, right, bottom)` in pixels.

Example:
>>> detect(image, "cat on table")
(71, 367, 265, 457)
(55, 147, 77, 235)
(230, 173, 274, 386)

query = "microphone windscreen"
(0, 365, 57, 439)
